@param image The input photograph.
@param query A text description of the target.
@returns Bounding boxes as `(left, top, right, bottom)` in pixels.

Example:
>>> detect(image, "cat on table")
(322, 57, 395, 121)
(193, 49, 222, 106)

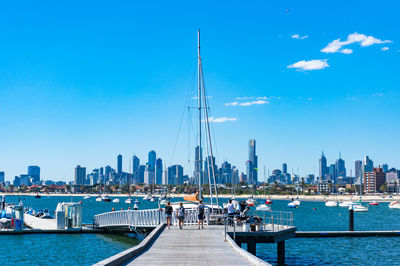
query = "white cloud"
(235, 96, 254, 100)
(340, 48, 353, 54)
(292, 34, 309, 40)
(225, 101, 239, 106)
(287, 59, 329, 71)
(239, 100, 268, 106)
(207, 117, 237, 123)
(321, 32, 392, 54)
(381, 47, 389, 51)
(225, 99, 269, 106)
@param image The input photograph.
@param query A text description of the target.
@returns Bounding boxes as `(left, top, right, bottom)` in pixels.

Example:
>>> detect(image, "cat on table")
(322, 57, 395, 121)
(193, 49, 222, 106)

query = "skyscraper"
(355, 160, 362, 181)
(155, 158, 163, 185)
(194, 146, 203, 184)
(148, 150, 156, 171)
(117, 154, 122, 174)
(361, 156, 374, 186)
(382, 164, 389, 172)
(132, 155, 140, 183)
(74, 165, 86, 185)
(247, 139, 258, 185)
(319, 151, 327, 179)
(28, 166, 40, 184)
(364, 167, 385, 193)
(0, 172, 4, 183)
(335, 153, 346, 181)
(282, 163, 287, 174)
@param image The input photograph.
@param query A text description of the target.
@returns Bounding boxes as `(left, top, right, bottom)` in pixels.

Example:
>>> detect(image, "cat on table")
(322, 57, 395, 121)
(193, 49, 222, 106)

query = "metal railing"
(94, 208, 210, 228)
(224, 211, 294, 235)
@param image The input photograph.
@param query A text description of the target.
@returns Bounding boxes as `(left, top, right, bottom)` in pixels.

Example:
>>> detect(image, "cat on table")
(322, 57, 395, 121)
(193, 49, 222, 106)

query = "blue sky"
(0, 1, 399, 181)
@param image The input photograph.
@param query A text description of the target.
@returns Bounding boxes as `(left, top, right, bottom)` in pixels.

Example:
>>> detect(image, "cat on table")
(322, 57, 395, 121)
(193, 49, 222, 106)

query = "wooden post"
(277, 241, 285, 265)
(349, 204, 354, 231)
(247, 240, 256, 255)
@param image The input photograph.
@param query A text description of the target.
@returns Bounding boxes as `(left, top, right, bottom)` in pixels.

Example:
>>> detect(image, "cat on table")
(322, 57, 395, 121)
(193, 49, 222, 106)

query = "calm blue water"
(1, 195, 400, 265)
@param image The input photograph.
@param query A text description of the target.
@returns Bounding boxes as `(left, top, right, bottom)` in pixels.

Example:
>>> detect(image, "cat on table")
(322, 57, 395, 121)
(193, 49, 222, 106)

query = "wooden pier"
(94, 209, 296, 265)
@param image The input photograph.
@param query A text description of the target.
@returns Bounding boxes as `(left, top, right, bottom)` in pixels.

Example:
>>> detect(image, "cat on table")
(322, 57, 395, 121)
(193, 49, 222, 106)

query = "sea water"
(1, 195, 400, 265)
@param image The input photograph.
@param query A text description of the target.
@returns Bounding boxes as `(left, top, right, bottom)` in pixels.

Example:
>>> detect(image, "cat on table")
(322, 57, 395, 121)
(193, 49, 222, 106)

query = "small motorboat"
(352, 204, 368, 212)
(84, 195, 91, 200)
(133, 203, 139, 210)
(288, 202, 297, 208)
(246, 198, 256, 206)
(369, 201, 379, 206)
(112, 198, 120, 203)
(143, 194, 151, 200)
(325, 200, 338, 207)
(293, 199, 300, 206)
(150, 197, 155, 202)
(339, 201, 353, 207)
(134, 199, 140, 205)
(389, 201, 400, 209)
(96, 196, 102, 202)
(35, 193, 41, 199)
(102, 195, 111, 202)
(125, 198, 133, 204)
(256, 204, 271, 211)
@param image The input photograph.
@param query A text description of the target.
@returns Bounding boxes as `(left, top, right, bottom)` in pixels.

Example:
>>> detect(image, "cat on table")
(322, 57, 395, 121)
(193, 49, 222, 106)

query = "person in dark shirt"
(165, 201, 173, 229)
(197, 200, 205, 229)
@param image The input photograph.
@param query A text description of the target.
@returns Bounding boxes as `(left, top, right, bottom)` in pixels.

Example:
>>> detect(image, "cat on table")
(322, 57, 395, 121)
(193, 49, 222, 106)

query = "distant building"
(75, 165, 86, 185)
(155, 158, 163, 185)
(246, 139, 258, 185)
(239, 172, 247, 183)
(386, 172, 399, 193)
(117, 154, 122, 174)
(148, 150, 156, 171)
(0, 172, 4, 183)
(335, 153, 346, 182)
(144, 165, 155, 184)
(168, 165, 183, 185)
(362, 156, 374, 186)
(138, 165, 145, 184)
(28, 166, 40, 184)
(355, 160, 362, 182)
(328, 164, 336, 181)
(194, 146, 203, 185)
(382, 164, 389, 173)
(319, 151, 328, 179)
(220, 161, 232, 184)
(317, 180, 333, 193)
(132, 155, 140, 183)
(364, 167, 385, 194)
(282, 163, 287, 174)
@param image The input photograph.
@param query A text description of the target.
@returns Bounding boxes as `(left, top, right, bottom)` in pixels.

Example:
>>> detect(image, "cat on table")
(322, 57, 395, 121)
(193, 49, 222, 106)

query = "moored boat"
(369, 201, 379, 206)
(389, 201, 400, 209)
(325, 200, 338, 207)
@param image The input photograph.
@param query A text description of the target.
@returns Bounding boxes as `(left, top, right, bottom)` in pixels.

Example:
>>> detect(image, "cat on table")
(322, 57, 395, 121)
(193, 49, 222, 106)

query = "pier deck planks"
(126, 225, 255, 266)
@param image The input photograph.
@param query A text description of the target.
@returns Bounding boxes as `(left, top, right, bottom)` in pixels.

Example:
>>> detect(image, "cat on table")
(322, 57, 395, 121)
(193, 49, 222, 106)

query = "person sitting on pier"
(197, 200, 205, 230)
(165, 201, 173, 230)
(239, 201, 246, 216)
(177, 202, 185, 229)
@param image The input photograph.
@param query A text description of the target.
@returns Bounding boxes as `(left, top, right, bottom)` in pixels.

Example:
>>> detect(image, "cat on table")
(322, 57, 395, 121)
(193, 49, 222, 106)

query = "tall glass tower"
(247, 139, 258, 185)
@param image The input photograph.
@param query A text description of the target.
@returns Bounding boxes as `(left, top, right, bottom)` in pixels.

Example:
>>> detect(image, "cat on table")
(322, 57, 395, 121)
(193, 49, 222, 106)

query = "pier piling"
(247, 240, 256, 255)
(349, 205, 354, 231)
(277, 241, 285, 265)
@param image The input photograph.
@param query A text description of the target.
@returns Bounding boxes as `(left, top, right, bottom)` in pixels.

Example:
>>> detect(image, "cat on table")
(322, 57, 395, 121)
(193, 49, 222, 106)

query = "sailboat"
(125, 188, 133, 204)
(351, 179, 368, 212)
(171, 30, 222, 216)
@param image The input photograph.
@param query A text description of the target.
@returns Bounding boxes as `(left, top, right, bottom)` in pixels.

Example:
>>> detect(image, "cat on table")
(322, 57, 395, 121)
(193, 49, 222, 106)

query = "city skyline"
(0, 1, 399, 180)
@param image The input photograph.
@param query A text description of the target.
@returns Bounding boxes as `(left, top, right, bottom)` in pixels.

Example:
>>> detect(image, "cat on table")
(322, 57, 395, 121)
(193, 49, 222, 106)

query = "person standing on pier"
(197, 200, 205, 229)
(165, 201, 173, 229)
(177, 202, 185, 229)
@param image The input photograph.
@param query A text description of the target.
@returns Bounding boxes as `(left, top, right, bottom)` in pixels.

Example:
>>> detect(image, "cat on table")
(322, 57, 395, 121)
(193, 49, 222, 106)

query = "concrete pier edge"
(93, 223, 166, 266)
(223, 231, 271, 266)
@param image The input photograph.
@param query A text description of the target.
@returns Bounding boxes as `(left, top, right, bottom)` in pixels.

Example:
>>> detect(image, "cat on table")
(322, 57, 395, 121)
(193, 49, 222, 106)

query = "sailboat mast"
(198, 29, 202, 200)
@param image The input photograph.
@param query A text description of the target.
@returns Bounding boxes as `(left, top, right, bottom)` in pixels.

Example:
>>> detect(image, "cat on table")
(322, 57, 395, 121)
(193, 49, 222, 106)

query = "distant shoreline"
(2, 192, 399, 202)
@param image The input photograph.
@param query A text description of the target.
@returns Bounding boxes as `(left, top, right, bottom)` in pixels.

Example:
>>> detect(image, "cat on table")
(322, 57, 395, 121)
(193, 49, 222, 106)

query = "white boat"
(256, 204, 271, 211)
(83, 195, 91, 200)
(352, 204, 368, 212)
(95, 197, 102, 202)
(246, 198, 256, 206)
(160, 199, 167, 205)
(133, 203, 139, 210)
(112, 198, 120, 203)
(288, 202, 297, 208)
(293, 200, 300, 206)
(143, 194, 152, 201)
(325, 200, 338, 207)
(102, 195, 111, 202)
(125, 198, 133, 204)
(339, 201, 353, 207)
(389, 201, 400, 209)
(134, 199, 140, 205)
